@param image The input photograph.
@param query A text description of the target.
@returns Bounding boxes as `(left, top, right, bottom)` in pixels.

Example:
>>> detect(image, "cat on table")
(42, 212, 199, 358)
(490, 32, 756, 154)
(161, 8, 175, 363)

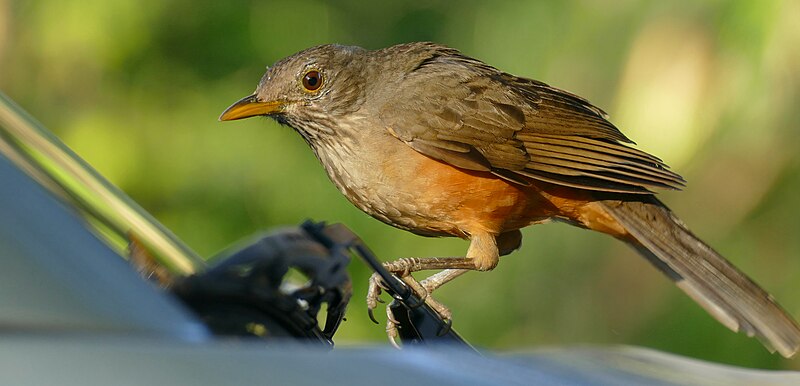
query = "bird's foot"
(367, 271, 453, 347)
(366, 257, 475, 346)
(366, 271, 402, 347)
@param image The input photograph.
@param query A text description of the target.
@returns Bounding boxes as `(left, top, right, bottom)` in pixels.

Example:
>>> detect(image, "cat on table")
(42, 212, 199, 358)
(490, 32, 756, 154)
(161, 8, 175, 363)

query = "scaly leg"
(420, 268, 469, 293)
(367, 233, 503, 345)
(366, 257, 482, 345)
(366, 258, 474, 319)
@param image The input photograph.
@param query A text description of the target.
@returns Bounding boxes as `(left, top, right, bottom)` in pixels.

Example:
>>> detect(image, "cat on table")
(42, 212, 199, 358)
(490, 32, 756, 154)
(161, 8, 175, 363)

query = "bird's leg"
(382, 272, 455, 348)
(414, 269, 470, 320)
(384, 270, 473, 347)
(366, 257, 474, 323)
(385, 256, 477, 274)
(368, 262, 468, 347)
(419, 268, 469, 293)
(367, 233, 502, 344)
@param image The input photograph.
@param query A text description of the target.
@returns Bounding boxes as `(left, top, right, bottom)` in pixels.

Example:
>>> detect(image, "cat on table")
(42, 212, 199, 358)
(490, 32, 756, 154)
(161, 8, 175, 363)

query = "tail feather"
(598, 197, 800, 358)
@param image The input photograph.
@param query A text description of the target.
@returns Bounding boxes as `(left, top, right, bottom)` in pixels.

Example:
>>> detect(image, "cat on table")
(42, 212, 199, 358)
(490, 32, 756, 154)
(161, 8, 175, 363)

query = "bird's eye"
(302, 70, 323, 91)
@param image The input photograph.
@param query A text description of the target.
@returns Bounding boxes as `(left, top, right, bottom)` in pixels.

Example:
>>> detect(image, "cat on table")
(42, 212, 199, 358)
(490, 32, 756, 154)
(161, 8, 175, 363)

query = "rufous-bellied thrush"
(220, 42, 800, 356)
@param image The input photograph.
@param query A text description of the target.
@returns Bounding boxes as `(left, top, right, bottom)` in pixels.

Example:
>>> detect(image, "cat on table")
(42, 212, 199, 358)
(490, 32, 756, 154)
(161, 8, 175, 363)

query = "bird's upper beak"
(218, 94, 285, 121)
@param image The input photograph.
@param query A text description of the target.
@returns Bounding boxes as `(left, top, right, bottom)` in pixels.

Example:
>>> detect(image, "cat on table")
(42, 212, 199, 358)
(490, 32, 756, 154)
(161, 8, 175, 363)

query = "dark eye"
(302, 70, 322, 91)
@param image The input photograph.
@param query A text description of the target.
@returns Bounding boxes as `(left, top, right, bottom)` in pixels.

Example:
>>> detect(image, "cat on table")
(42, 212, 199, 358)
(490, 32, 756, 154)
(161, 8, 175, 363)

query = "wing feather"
(378, 44, 684, 193)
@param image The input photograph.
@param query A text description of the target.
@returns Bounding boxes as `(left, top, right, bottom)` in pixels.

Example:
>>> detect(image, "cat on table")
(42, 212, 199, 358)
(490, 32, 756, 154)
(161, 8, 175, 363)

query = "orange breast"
(382, 147, 601, 238)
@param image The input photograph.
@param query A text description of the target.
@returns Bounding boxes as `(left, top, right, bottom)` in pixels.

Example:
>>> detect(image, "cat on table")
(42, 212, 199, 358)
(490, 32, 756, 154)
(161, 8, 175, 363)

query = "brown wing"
(378, 44, 685, 194)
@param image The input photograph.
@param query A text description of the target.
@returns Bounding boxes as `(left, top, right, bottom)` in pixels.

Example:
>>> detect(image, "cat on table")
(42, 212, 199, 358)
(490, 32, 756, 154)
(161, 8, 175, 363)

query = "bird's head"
(219, 44, 370, 141)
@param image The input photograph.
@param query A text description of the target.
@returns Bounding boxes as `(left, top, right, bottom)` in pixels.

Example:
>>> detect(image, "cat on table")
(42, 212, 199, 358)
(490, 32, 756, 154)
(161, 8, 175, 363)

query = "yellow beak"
(218, 94, 285, 121)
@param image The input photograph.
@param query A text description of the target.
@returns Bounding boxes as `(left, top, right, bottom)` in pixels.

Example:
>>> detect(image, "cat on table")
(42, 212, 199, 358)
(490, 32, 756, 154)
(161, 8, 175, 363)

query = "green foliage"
(2, 0, 799, 369)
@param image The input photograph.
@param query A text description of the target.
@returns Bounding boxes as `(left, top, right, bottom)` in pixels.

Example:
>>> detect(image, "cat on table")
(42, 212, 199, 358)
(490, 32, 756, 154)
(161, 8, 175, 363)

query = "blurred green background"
(2, 0, 800, 370)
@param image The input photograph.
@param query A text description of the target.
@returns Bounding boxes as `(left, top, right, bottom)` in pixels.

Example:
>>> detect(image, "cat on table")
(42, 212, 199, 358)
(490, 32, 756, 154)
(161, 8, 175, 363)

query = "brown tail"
(598, 197, 800, 358)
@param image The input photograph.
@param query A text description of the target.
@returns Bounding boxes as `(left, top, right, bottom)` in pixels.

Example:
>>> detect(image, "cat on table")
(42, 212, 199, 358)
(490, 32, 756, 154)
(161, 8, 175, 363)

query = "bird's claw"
(368, 308, 379, 324)
(437, 317, 453, 337)
(386, 303, 402, 349)
(367, 272, 406, 348)
(385, 303, 401, 325)
(366, 263, 456, 346)
(366, 272, 389, 324)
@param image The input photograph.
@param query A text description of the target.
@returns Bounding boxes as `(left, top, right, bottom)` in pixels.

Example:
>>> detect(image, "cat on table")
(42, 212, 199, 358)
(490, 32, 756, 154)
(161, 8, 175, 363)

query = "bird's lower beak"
(218, 94, 285, 121)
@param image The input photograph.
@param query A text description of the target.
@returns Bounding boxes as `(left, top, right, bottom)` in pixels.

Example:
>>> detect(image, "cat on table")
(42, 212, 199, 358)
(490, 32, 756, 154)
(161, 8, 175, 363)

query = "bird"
(219, 42, 800, 357)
